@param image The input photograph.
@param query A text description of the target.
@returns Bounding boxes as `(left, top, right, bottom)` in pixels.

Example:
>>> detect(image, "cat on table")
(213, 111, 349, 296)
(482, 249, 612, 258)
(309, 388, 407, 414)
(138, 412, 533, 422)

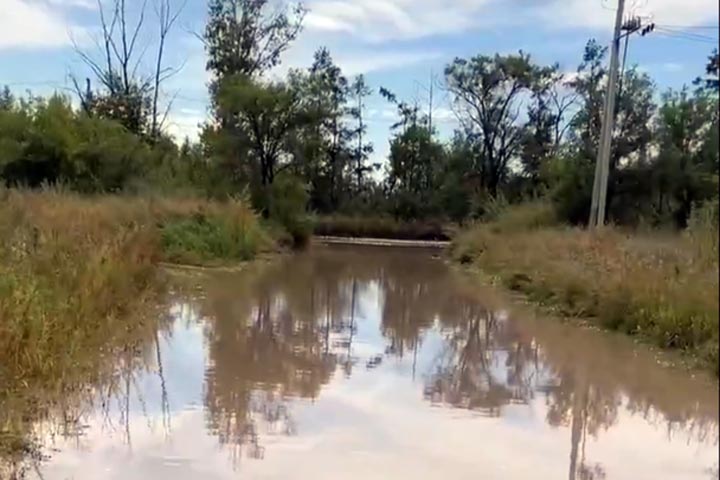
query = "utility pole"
(589, 0, 626, 228)
(428, 69, 434, 135)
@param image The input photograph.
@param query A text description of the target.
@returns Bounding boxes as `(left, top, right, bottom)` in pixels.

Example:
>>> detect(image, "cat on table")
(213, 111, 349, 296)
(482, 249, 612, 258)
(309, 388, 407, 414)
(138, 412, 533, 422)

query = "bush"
(268, 173, 313, 246)
(486, 201, 558, 233)
(161, 201, 269, 265)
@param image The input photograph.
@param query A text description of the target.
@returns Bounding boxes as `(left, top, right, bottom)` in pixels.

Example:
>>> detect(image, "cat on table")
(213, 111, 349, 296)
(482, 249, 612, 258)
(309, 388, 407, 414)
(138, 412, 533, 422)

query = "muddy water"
(24, 246, 720, 479)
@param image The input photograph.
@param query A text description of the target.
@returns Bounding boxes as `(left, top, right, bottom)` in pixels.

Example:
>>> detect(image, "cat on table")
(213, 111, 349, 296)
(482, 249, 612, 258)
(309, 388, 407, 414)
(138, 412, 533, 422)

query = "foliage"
(0, 94, 161, 191)
(1, 28, 718, 232)
(314, 215, 450, 241)
(267, 173, 312, 246)
(161, 198, 271, 264)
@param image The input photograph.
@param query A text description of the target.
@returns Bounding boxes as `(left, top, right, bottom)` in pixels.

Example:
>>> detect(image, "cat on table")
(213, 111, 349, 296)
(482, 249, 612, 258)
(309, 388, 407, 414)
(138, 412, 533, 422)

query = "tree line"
(0, 0, 717, 229)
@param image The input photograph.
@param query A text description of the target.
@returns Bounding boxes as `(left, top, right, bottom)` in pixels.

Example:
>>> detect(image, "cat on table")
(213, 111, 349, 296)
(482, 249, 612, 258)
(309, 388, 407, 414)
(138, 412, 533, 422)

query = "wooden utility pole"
(589, 0, 626, 228)
(428, 69, 434, 135)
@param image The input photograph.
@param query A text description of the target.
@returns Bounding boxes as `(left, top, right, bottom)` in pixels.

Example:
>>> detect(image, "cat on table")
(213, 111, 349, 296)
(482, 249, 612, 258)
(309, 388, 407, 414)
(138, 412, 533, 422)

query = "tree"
(520, 70, 578, 194)
(381, 87, 445, 219)
(72, 0, 186, 139)
(202, 0, 308, 209)
(651, 87, 718, 227)
(205, 0, 306, 81)
(214, 75, 307, 202)
(349, 75, 374, 194)
(695, 49, 719, 93)
(556, 40, 656, 225)
(445, 52, 555, 197)
(305, 48, 352, 210)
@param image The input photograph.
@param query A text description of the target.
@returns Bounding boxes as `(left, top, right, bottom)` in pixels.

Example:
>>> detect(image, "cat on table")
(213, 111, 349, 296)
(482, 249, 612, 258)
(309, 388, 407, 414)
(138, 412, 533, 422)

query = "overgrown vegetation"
(1, 3, 717, 232)
(0, 189, 273, 385)
(450, 200, 720, 373)
(0, 0, 717, 378)
(314, 215, 451, 241)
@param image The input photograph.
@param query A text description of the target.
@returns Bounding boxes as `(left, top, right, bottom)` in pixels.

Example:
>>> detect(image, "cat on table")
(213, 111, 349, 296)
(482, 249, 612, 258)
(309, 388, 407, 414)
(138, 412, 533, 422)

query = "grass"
(0, 188, 278, 468)
(314, 214, 452, 241)
(450, 201, 720, 374)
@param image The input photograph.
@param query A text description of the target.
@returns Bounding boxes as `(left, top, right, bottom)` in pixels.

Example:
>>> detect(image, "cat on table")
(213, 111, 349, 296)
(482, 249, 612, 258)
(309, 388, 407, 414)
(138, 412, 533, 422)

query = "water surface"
(24, 246, 720, 479)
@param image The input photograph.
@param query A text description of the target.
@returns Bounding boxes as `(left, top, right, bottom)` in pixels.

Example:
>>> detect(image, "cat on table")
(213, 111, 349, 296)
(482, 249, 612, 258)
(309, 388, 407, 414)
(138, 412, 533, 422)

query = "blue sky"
(1, 0, 718, 164)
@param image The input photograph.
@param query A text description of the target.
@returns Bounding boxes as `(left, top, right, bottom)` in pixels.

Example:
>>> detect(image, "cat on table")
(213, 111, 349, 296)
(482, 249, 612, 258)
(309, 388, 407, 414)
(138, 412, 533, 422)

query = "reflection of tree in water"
(424, 300, 544, 416)
(200, 253, 363, 464)
(0, 308, 174, 479)
(196, 247, 718, 473)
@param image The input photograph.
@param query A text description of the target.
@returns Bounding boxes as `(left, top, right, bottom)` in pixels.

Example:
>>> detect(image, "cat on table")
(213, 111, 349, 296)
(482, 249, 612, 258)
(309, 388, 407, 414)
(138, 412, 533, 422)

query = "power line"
(655, 26, 718, 41)
(656, 24, 719, 30)
(654, 29, 718, 45)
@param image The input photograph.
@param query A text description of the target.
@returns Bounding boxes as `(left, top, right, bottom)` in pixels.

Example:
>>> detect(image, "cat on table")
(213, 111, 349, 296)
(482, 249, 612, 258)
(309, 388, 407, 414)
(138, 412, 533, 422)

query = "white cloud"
(46, 0, 96, 9)
(520, 0, 718, 31)
(305, 0, 492, 41)
(165, 107, 206, 142)
(0, 0, 84, 50)
(275, 35, 443, 78)
(660, 62, 684, 72)
(304, 0, 719, 42)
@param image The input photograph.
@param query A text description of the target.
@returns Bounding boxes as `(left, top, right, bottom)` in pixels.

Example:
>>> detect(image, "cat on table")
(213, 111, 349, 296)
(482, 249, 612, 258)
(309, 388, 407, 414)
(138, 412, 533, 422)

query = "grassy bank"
(0, 188, 278, 471)
(314, 215, 452, 241)
(450, 202, 719, 373)
(0, 189, 275, 390)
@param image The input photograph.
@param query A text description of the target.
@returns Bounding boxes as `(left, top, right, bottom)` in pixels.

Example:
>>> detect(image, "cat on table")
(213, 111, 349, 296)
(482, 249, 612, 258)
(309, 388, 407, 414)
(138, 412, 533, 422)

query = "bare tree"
(71, 0, 186, 138)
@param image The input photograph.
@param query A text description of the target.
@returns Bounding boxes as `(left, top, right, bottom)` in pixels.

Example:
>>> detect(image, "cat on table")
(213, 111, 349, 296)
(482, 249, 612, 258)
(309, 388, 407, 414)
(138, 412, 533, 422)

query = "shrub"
(263, 173, 312, 246)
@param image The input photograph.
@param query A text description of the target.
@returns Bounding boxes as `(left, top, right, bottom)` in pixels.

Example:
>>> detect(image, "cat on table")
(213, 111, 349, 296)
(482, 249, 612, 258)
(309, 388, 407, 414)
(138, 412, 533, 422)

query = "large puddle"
(16, 245, 720, 479)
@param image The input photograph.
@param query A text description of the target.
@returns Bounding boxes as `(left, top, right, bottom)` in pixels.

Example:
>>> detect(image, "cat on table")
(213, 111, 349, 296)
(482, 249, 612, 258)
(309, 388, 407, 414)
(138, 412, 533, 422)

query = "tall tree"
(381, 87, 444, 219)
(349, 75, 374, 194)
(445, 52, 554, 197)
(215, 75, 306, 189)
(205, 0, 305, 82)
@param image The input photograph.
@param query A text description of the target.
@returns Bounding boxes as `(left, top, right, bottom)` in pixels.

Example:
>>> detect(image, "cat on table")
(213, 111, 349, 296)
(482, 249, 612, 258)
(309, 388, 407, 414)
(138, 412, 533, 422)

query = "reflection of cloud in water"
(19, 246, 720, 479)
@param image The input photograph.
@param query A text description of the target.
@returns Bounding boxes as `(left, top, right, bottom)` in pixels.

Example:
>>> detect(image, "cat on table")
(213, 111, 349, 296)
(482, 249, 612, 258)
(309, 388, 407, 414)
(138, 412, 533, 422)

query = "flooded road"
(19, 246, 720, 479)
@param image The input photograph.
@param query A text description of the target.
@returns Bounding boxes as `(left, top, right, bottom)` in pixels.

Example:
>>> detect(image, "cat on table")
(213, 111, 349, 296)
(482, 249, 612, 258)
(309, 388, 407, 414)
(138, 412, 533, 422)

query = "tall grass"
(0, 188, 276, 469)
(450, 202, 719, 373)
(0, 189, 273, 385)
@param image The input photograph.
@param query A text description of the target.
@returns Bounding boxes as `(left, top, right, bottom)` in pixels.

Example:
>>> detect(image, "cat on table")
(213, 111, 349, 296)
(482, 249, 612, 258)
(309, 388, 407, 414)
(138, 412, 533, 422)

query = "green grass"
(161, 207, 271, 265)
(450, 202, 719, 374)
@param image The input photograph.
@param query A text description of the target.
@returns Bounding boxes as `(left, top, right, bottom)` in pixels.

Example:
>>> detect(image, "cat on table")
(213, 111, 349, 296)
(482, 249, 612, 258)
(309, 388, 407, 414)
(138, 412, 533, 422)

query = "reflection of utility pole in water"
(124, 351, 132, 453)
(155, 330, 171, 439)
(568, 382, 606, 480)
(325, 283, 331, 355)
(349, 279, 357, 357)
(412, 341, 418, 381)
(568, 382, 588, 480)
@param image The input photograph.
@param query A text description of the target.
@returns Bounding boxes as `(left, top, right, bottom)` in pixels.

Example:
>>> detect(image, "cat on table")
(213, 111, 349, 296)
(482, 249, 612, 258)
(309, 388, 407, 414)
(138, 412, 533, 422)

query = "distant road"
(313, 236, 450, 249)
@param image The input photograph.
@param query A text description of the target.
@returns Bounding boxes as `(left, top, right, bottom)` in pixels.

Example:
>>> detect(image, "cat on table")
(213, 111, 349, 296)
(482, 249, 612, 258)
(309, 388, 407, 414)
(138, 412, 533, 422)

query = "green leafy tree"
(445, 52, 555, 197)
(349, 75, 375, 195)
(212, 75, 308, 209)
(205, 0, 306, 81)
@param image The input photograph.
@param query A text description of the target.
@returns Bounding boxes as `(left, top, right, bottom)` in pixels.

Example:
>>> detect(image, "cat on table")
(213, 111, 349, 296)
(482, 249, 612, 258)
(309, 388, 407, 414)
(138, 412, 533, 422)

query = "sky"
(1, 0, 718, 165)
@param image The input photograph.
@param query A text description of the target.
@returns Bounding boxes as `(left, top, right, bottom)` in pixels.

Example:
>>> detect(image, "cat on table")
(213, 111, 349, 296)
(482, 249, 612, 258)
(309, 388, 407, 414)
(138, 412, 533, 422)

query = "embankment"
(449, 204, 719, 373)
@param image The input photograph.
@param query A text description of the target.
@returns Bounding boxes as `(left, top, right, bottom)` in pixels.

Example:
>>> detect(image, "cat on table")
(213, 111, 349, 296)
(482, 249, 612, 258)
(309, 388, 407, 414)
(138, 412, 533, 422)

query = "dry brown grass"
(0, 188, 272, 384)
(0, 188, 277, 470)
(451, 208, 719, 373)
